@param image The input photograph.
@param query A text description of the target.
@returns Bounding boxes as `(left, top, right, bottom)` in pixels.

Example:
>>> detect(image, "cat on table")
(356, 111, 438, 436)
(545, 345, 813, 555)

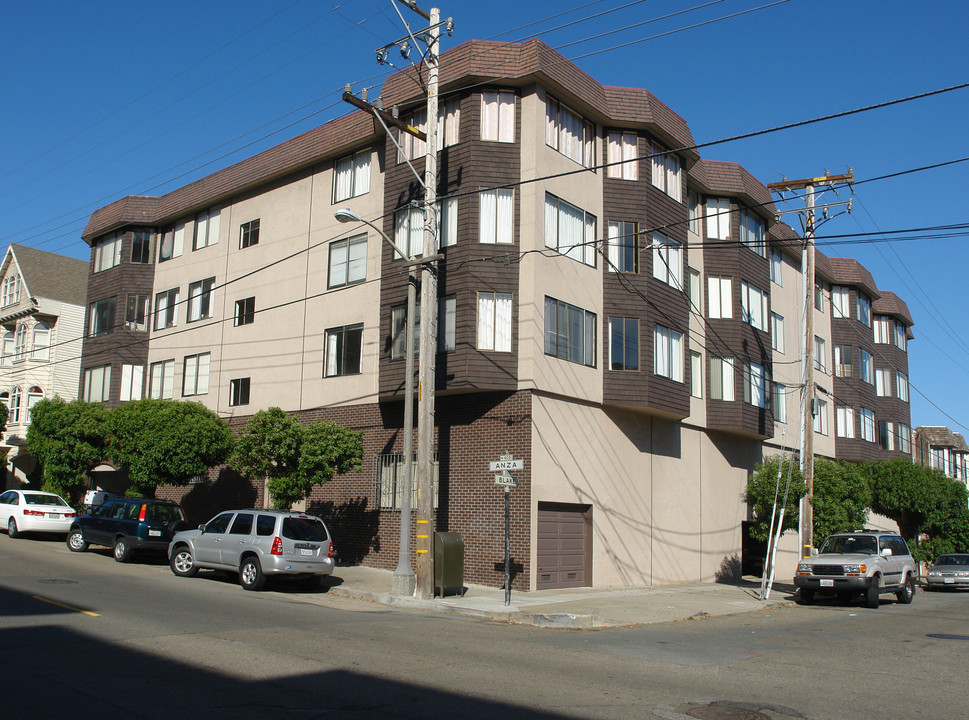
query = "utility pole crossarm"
(767, 170, 854, 193)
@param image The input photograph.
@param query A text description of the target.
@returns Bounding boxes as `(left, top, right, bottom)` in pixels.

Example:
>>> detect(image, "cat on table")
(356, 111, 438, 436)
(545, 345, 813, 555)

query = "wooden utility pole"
(767, 171, 853, 557)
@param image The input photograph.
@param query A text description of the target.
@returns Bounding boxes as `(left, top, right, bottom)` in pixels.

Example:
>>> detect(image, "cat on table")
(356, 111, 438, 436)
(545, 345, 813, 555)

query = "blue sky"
(2, 0, 967, 432)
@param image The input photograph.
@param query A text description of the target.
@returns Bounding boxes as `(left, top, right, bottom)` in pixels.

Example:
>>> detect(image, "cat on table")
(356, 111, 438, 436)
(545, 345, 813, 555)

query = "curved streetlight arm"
(334, 208, 412, 260)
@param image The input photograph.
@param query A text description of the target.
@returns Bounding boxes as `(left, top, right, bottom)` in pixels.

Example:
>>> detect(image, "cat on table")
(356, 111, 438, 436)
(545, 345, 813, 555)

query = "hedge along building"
(78, 39, 913, 591)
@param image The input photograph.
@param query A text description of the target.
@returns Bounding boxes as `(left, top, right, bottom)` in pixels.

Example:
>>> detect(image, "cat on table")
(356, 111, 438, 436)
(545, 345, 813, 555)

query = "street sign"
(494, 473, 519, 487)
(489, 459, 523, 472)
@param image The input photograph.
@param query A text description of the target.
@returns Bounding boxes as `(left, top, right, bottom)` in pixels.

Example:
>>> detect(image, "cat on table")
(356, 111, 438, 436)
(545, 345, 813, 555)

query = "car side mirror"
(199, 523, 206, 533)
(881, 547, 893, 557)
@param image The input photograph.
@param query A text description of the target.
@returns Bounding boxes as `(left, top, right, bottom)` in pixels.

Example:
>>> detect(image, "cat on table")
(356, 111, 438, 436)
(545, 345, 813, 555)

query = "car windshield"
(281, 517, 327, 542)
(936, 555, 969, 566)
(25, 494, 69, 507)
(819, 535, 877, 555)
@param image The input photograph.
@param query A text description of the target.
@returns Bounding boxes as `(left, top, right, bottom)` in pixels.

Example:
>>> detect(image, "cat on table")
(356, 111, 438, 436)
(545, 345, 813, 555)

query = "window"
(438, 97, 461, 148)
(744, 362, 767, 408)
(814, 336, 827, 373)
(814, 398, 828, 435)
(608, 318, 639, 371)
(857, 292, 871, 327)
(860, 407, 876, 443)
(9, 386, 21, 423)
(399, 100, 460, 161)
(0, 331, 12, 366)
(544, 193, 596, 266)
(154, 288, 179, 330)
(546, 96, 594, 167)
(158, 223, 185, 262)
(836, 406, 855, 438)
(94, 232, 122, 272)
(879, 421, 895, 451)
(31, 322, 50, 361)
(124, 294, 148, 332)
(651, 232, 682, 288)
(607, 221, 638, 273)
(707, 276, 732, 319)
(187, 278, 215, 322)
(544, 296, 595, 367)
(234, 297, 255, 327)
(896, 371, 909, 402)
(480, 189, 514, 245)
(859, 348, 873, 384)
(688, 268, 701, 312)
(131, 230, 152, 263)
(182, 353, 211, 396)
(437, 196, 458, 248)
(13, 326, 26, 361)
(897, 423, 911, 453)
(26, 386, 44, 423)
(481, 90, 515, 142)
(324, 324, 363, 377)
(690, 351, 702, 398)
(815, 283, 824, 312)
(376, 452, 440, 510)
(710, 357, 735, 401)
(399, 107, 427, 161)
(771, 312, 785, 353)
(834, 344, 852, 377)
(229, 377, 250, 407)
(83, 366, 111, 403)
(651, 142, 681, 200)
(688, 191, 702, 234)
(193, 209, 221, 250)
(240, 219, 260, 249)
(894, 323, 907, 351)
(875, 367, 892, 397)
(89, 297, 116, 337)
(1, 275, 20, 306)
(830, 285, 849, 319)
(773, 382, 787, 423)
(606, 131, 637, 180)
(654, 325, 684, 382)
(770, 250, 783, 285)
(739, 209, 766, 257)
(741, 281, 768, 331)
(478, 292, 513, 353)
(394, 204, 424, 258)
(706, 197, 730, 240)
(120, 364, 144, 402)
(329, 234, 367, 288)
(333, 149, 371, 202)
(391, 296, 456, 359)
(873, 315, 891, 344)
(149, 359, 175, 400)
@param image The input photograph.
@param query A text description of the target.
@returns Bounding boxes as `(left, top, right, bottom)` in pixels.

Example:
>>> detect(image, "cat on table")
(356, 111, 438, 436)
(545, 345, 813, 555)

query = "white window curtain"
(325, 332, 339, 377)
(708, 277, 732, 319)
(837, 406, 855, 438)
(482, 91, 514, 142)
(479, 189, 513, 244)
(651, 143, 665, 188)
(607, 222, 620, 271)
(438, 98, 460, 147)
(120, 364, 144, 402)
(706, 197, 730, 240)
(666, 154, 681, 200)
(334, 156, 353, 202)
(831, 285, 849, 318)
(437, 197, 458, 248)
(477, 292, 511, 351)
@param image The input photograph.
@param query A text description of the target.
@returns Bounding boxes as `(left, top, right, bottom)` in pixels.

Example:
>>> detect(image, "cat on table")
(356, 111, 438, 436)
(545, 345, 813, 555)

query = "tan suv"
(794, 530, 917, 608)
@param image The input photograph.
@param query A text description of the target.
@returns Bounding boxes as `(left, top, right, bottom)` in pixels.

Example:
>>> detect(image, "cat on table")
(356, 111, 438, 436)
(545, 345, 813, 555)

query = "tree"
(811, 458, 871, 541)
(107, 398, 234, 496)
(25, 398, 110, 502)
(742, 455, 806, 542)
(230, 407, 363, 509)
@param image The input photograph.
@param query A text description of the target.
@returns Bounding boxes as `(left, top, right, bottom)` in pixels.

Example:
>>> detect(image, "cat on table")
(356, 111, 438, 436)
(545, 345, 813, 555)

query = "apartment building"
(914, 426, 969, 483)
(78, 39, 915, 590)
(0, 244, 88, 489)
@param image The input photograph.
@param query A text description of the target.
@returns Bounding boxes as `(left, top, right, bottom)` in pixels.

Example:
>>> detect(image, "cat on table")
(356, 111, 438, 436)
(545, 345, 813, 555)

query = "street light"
(335, 208, 417, 596)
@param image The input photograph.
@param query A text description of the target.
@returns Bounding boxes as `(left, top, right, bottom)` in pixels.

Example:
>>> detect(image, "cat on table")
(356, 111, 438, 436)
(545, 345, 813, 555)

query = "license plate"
(48, 513, 61, 519)
(300, 549, 313, 556)
(148, 530, 162, 537)
(820, 579, 834, 587)
(945, 578, 954, 584)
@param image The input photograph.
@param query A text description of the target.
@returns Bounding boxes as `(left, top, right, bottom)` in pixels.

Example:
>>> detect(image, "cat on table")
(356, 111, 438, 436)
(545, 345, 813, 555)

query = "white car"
(0, 489, 77, 537)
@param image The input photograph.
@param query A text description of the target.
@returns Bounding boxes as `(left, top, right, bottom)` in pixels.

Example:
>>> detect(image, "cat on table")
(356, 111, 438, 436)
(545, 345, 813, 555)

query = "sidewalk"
(318, 565, 797, 628)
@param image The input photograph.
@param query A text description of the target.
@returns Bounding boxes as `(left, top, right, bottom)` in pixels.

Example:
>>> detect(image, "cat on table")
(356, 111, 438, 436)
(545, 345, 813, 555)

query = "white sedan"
(0, 489, 77, 537)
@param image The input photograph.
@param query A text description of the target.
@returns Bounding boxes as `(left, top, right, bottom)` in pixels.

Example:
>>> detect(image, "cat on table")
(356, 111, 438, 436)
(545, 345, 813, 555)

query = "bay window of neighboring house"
(131, 230, 152, 263)
(324, 324, 363, 377)
(546, 96, 594, 168)
(707, 276, 732, 319)
(120, 364, 144, 402)
(182, 353, 211, 396)
(481, 91, 515, 143)
(834, 344, 852, 378)
(154, 288, 179, 330)
(125, 294, 148, 332)
(193, 209, 221, 250)
(873, 315, 891, 344)
(743, 362, 768, 408)
(739, 209, 767, 257)
(391, 297, 456, 359)
(709, 357, 735, 401)
(333, 149, 371, 202)
(394, 204, 424, 258)
(607, 221, 638, 273)
(875, 367, 892, 397)
(654, 325, 684, 382)
(544, 193, 596, 267)
(897, 423, 911, 453)
(606, 131, 637, 180)
(479, 189, 514, 245)
(89, 297, 116, 337)
(544, 296, 595, 366)
(94, 232, 122, 272)
(859, 348, 873, 384)
(857, 292, 872, 327)
(650, 142, 681, 201)
(860, 407, 876, 442)
(83, 367, 111, 403)
(894, 323, 907, 350)
(149, 359, 175, 400)
(879, 421, 895, 451)
(896, 371, 909, 402)
(187, 278, 215, 322)
(706, 198, 730, 240)
(399, 98, 461, 161)
(608, 317, 639, 371)
(651, 232, 682, 288)
(831, 285, 850, 319)
(478, 292, 513, 353)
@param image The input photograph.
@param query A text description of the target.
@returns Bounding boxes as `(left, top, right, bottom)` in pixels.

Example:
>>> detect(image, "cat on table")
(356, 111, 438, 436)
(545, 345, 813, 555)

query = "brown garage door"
(537, 503, 590, 589)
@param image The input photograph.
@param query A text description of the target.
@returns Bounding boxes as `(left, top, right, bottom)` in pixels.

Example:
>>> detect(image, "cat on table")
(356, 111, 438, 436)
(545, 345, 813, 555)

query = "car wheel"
(798, 589, 814, 604)
(865, 575, 881, 609)
(113, 537, 132, 563)
(896, 575, 916, 604)
(67, 529, 88, 552)
(7, 517, 20, 538)
(239, 557, 266, 591)
(170, 546, 199, 578)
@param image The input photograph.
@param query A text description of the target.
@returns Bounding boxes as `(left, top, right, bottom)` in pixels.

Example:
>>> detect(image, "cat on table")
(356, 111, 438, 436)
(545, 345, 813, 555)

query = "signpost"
(492, 454, 522, 606)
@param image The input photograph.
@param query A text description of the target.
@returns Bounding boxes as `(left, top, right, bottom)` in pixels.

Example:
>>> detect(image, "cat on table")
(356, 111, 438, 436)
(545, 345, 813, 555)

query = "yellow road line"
(32, 595, 100, 617)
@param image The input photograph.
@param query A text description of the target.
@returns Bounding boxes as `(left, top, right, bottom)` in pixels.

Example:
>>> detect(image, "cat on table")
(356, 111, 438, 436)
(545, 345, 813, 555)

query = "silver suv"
(794, 530, 917, 608)
(168, 509, 335, 591)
